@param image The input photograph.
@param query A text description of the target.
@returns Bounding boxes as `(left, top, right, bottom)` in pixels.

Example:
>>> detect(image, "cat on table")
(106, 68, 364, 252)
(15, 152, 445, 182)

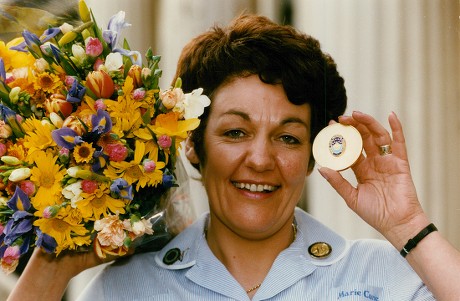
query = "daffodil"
(0, 39, 35, 71)
(29, 151, 66, 210)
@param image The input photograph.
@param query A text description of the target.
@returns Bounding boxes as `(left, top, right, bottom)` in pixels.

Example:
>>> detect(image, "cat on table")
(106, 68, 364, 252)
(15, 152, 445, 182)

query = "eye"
(279, 135, 300, 145)
(224, 129, 245, 139)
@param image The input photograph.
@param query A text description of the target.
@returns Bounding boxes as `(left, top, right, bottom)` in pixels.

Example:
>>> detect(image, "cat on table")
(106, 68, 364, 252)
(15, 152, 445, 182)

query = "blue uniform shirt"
(77, 208, 434, 300)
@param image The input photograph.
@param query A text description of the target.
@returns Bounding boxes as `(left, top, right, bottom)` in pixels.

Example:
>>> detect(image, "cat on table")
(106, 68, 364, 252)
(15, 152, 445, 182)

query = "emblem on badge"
(313, 123, 363, 171)
(308, 242, 332, 258)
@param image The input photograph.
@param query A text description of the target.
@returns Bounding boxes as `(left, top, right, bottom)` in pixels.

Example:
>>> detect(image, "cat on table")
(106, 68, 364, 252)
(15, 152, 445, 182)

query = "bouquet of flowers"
(0, 0, 210, 274)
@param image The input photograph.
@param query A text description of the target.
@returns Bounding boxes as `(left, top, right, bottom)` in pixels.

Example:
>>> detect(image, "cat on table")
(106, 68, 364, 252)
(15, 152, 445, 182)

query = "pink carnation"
(19, 180, 35, 196)
(1, 246, 20, 275)
(65, 76, 76, 86)
(81, 179, 98, 193)
(94, 99, 107, 110)
(106, 144, 128, 162)
(158, 135, 172, 149)
(132, 88, 146, 100)
(143, 159, 156, 173)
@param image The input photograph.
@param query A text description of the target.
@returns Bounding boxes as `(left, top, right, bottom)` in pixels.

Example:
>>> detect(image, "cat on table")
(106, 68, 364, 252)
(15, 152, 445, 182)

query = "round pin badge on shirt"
(312, 123, 363, 171)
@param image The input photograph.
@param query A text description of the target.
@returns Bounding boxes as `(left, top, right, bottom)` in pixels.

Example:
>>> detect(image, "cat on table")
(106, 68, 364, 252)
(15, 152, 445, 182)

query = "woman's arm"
(7, 248, 104, 301)
(319, 111, 460, 300)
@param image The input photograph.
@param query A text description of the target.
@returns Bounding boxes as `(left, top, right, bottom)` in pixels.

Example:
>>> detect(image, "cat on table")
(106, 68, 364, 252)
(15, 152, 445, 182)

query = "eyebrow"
(222, 110, 310, 130)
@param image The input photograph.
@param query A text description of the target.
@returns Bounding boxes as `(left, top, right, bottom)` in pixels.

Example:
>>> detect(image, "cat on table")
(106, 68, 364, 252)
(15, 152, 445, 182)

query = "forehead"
(210, 75, 311, 125)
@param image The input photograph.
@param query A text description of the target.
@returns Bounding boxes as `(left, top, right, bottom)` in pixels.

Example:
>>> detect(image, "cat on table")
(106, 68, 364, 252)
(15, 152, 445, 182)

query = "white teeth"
(234, 182, 276, 192)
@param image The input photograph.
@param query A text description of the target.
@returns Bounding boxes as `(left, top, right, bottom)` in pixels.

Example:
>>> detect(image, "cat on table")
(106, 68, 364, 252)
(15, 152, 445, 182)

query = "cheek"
(278, 149, 311, 179)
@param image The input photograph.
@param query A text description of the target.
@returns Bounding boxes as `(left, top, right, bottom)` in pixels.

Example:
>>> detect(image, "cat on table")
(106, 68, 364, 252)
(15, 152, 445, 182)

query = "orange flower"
(85, 70, 115, 99)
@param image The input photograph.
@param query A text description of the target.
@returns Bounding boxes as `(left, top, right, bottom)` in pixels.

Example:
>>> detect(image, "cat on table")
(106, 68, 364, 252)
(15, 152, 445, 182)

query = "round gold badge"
(312, 123, 363, 171)
(308, 242, 332, 258)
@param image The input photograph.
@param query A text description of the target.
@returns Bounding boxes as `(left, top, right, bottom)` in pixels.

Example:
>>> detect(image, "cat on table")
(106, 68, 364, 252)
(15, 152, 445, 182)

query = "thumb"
(318, 167, 358, 210)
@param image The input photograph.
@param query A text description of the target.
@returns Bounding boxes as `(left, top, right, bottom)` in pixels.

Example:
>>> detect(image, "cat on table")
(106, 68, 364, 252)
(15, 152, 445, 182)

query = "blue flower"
(162, 173, 175, 189)
(0, 104, 25, 138)
(91, 109, 112, 134)
(3, 187, 34, 245)
(66, 80, 86, 103)
(102, 11, 130, 50)
(110, 178, 133, 200)
(0, 58, 6, 81)
(52, 127, 80, 149)
(35, 229, 57, 253)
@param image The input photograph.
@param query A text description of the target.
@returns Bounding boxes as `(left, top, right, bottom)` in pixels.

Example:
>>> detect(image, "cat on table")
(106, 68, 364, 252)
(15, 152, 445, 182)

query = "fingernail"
(317, 168, 329, 180)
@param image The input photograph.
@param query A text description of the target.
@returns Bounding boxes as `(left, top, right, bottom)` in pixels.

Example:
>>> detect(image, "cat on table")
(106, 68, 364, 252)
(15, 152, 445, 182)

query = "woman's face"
(189, 75, 311, 239)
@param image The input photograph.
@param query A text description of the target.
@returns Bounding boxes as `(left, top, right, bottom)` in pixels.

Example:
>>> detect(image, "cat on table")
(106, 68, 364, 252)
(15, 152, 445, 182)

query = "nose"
(244, 136, 275, 172)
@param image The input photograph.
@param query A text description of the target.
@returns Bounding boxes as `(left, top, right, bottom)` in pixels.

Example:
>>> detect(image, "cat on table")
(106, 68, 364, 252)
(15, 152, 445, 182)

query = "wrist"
(383, 214, 431, 251)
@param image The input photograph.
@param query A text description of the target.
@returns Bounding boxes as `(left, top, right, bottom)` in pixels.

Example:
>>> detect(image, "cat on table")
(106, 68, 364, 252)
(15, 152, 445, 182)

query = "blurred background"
(1, 0, 459, 299)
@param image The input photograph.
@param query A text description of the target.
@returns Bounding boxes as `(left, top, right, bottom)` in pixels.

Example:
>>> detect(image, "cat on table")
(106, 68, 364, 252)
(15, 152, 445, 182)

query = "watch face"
(312, 123, 363, 171)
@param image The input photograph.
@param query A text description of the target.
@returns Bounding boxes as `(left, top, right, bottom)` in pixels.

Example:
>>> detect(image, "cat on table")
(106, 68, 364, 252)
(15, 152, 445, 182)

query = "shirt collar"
(155, 207, 349, 270)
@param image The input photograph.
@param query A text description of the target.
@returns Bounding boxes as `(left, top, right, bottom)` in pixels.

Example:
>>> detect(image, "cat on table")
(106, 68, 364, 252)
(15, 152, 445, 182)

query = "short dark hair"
(173, 14, 347, 171)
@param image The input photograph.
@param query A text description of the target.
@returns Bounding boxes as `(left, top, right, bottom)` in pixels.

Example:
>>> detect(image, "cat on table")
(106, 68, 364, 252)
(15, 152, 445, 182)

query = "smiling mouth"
(232, 182, 279, 192)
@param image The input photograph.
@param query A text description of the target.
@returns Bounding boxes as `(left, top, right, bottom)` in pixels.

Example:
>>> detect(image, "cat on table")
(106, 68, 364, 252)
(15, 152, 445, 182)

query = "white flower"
(66, 166, 82, 178)
(123, 218, 153, 239)
(8, 168, 31, 182)
(181, 88, 211, 119)
(34, 58, 49, 73)
(105, 52, 123, 72)
(49, 112, 63, 128)
(59, 22, 74, 34)
(71, 44, 86, 66)
(62, 181, 83, 207)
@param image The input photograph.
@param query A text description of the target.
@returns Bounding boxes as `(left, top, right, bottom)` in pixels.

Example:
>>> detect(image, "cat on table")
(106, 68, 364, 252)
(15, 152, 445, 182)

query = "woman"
(8, 14, 460, 301)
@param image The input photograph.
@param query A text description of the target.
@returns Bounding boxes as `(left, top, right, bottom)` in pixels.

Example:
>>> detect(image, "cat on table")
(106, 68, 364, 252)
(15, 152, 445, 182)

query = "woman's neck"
(205, 215, 296, 296)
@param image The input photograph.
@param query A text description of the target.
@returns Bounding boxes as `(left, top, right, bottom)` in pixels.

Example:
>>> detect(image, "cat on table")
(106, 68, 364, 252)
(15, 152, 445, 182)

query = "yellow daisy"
(76, 183, 127, 220)
(34, 216, 89, 255)
(29, 151, 66, 210)
(33, 72, 62, 94)
(23, 118, 56, 161)
(73, 142, 95, 163)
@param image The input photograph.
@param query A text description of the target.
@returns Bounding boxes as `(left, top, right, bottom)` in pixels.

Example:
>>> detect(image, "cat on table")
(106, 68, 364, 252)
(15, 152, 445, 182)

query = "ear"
(185, 137, 200, 164)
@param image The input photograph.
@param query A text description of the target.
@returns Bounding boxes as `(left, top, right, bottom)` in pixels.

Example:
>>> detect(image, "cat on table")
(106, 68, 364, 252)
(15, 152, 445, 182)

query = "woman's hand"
(318, 111, 429, 248)
(7, 246, 119, 301)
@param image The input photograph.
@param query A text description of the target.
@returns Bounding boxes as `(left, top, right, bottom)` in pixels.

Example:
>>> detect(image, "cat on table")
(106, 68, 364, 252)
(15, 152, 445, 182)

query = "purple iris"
(3, 187, 34, 245)
(91, 109, 112, 134)
(10, 28, 61, 54)
(110, 178, 133, 200)
(102, 11, 142, 66)
(0, 104, 24, 138)
(51, 127, 80, 149)
(0, 58, 6, 81)
(102, 11, 130, 50)
(35, 229, 57, 253)
(66, 80, 86, 103)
